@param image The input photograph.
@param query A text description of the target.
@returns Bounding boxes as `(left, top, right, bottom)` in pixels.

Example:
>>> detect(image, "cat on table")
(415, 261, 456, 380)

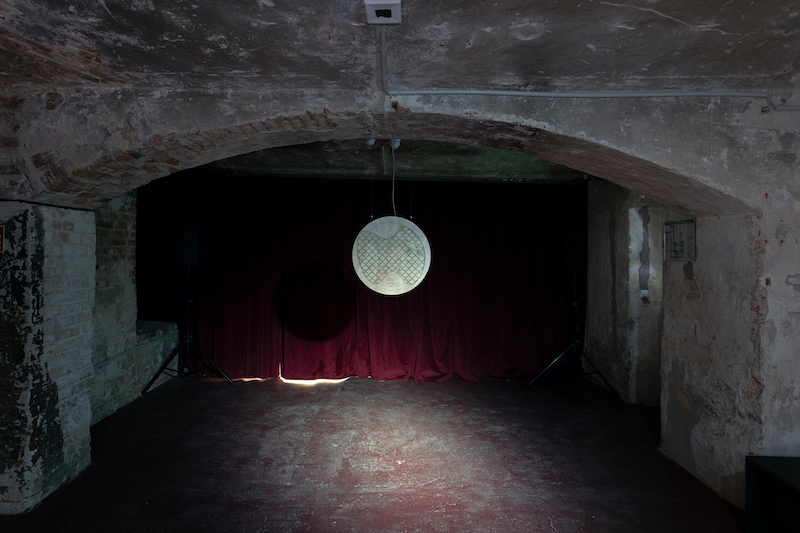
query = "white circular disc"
(352, 216, 432, 296)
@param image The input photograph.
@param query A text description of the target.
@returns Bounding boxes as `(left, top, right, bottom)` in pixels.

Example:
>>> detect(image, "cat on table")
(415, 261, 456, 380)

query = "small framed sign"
(665, 219, 696, 261)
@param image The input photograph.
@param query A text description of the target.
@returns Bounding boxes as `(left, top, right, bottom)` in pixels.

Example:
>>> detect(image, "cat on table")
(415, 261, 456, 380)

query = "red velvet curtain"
(186, 176, 583, 381)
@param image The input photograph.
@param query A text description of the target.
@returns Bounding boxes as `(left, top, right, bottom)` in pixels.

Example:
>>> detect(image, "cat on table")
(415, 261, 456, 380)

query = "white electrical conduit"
(379, 26, 800, 112)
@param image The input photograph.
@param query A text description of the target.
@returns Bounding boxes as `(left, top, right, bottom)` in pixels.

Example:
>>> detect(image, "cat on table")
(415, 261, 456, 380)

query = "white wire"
(391, 142, 397, 216)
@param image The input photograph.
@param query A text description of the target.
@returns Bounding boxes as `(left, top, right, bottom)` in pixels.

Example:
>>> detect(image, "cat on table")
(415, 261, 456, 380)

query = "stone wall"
(661, 214, 765, 510)
(0, 205, 95, 514)
(586, 180, 670, 405)
(586, 181, 634, 399)
(626, 198, 669, 406)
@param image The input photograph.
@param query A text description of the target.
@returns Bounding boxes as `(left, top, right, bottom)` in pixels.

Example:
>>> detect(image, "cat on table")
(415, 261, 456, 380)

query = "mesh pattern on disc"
(356, 226, 425, 285)
(352, 216, 431, 296)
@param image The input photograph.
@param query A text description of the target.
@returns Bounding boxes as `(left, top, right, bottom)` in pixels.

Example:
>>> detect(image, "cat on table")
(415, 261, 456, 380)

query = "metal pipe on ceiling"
(378, 27, 800, 112)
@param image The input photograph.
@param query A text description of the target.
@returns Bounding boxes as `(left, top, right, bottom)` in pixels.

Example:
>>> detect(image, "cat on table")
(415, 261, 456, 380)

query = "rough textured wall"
(0, 86, 756, 218)
(661, 214, 765, 510)
(749, 116, 800, 467)
(762, 233, 800, 452)
(0, 207, 48, 513)
(586, 181, 669, 405)
(626, 200, 669, 407)
(0, 205, 93, 513)
(586, 181, 634, 400)
(91, 321, 177, 424)
(38, 206, 95, 503)
(90, 191, 177, 424)
(92, 192, 137, 366)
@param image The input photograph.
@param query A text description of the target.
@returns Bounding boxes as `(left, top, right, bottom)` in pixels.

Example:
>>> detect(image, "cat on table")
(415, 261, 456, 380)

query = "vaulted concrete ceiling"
(3, 0, 797, 91)
(1, 0, 798, 207)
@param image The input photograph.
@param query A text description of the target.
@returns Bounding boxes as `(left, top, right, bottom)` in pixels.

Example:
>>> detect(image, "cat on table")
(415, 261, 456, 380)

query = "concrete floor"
(1, 374, 745, 532)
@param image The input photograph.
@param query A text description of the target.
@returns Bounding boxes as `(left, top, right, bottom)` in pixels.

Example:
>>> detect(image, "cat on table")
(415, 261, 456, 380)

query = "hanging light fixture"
(353, 138, 431, 296)
(352, 215, 431, 296)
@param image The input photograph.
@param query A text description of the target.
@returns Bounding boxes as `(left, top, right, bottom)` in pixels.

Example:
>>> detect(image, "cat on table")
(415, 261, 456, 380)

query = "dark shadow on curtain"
(137, 172, 587, 382)
(275, 261, 354, 342)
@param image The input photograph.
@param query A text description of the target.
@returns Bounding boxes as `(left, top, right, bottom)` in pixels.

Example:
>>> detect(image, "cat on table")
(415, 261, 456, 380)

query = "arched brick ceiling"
(1, 0, 796, 213)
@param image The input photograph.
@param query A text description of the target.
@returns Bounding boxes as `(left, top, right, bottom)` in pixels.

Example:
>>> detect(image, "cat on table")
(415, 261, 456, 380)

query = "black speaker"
(183, 225, 200, 266)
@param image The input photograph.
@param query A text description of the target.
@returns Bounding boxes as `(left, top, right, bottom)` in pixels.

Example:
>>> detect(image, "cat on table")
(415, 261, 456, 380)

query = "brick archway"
(24, 109, 754, 218)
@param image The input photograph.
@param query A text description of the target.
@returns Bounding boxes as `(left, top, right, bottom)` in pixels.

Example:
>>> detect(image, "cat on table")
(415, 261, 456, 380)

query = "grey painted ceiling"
(2, 0, 799, 184)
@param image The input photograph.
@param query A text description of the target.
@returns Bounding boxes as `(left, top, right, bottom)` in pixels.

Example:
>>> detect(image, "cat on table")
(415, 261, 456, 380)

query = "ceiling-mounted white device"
(365, 0, 402, 24)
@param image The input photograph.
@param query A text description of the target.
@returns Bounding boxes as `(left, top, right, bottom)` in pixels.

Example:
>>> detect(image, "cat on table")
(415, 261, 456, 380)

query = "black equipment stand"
(527, 271, 619, 398)
(141, 264, 233, 395)
(141, 334, 233, 395)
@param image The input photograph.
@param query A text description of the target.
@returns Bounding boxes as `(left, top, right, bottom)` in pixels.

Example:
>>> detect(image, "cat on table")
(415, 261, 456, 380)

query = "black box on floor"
(746, 456, 800, 532)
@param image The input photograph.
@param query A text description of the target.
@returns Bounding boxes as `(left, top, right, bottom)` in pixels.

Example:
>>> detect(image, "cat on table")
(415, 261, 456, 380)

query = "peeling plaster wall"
(661, 214, 765, 510)
(586, 181, 634, 399)
(727, 105, 800, 506)
(586, 180, 669, 405)
(0, 193, 176, 513)
(758, 152, 800, 468)
(0, 205, 94, 514)
(746, 110, 800, 462)
(627, 199, 669, 407)
(0, 206, 49, 513)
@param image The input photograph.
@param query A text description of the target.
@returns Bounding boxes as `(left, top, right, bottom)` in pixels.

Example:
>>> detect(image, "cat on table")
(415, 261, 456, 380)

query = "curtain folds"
(191, 177, 583, 382)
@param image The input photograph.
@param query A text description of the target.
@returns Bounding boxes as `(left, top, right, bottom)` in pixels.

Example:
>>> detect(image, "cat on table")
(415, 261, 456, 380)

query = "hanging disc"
(352, 216, 431, 296)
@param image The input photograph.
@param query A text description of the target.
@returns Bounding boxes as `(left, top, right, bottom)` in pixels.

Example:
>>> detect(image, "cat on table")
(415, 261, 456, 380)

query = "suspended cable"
(409, 179, 413, 220)
(391, 140, 397, 216)
(366, 138, 376, 219)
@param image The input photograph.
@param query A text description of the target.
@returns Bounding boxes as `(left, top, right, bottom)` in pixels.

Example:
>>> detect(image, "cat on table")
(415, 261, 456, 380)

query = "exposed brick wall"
(91, 321, 177, 424)
(91, 191, 177, 424)
(1, 197, 178, 513)
(93, 192, 137, 364)
(39, 206, 95, 500)
(4, 106, 352, 209)
(0, 205, 95, 514)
